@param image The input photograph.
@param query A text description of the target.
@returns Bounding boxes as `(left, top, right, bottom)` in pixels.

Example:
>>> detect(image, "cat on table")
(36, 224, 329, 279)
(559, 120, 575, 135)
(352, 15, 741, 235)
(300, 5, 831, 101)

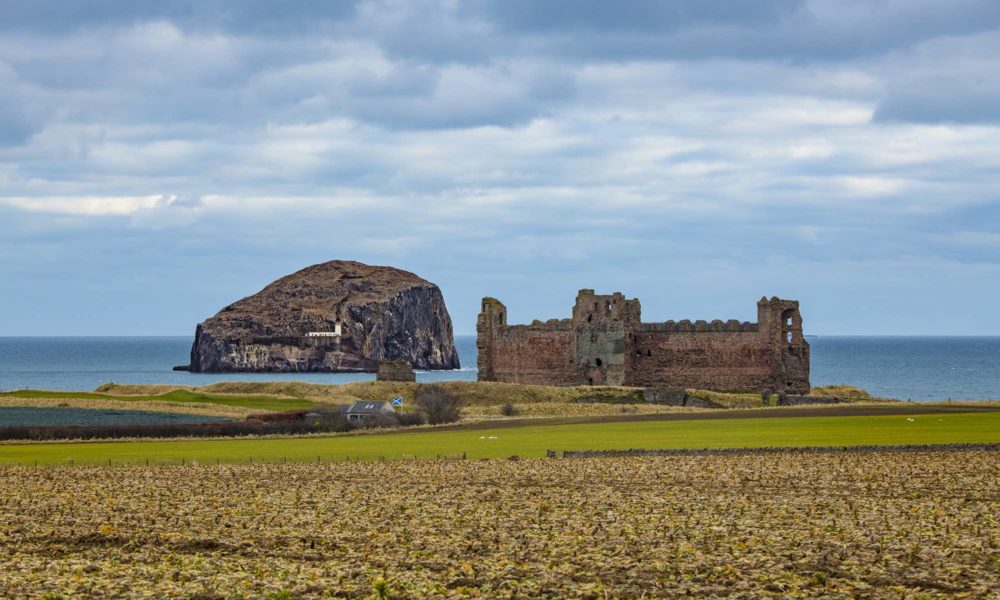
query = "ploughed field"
(1, 451, 997, 598)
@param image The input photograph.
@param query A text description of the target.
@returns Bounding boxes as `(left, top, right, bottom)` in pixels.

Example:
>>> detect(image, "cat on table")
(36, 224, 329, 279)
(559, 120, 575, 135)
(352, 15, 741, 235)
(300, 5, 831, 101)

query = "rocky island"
(183, 260, 460, 373)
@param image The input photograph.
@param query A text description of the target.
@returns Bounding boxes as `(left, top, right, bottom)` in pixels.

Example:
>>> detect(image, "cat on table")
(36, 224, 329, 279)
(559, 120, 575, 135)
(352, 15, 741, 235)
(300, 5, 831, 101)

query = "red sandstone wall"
(477, 294, 809, 393)
(489, 327, 577, 385)
(625, 331, 776, 391)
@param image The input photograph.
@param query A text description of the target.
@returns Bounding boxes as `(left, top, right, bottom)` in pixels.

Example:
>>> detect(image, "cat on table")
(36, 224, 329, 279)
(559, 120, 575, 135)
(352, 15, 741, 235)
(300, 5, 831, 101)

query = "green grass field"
(0, 389, 316, 412)
(1, 410, 997, 465)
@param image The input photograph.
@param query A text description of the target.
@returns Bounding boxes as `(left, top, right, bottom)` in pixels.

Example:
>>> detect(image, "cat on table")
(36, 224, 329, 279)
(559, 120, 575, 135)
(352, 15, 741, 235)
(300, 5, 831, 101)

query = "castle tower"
(572, 289, 641, 325)
(476, 297, 507, 381)
(571, 290, 640, 386)
(757, 297, 810, 394)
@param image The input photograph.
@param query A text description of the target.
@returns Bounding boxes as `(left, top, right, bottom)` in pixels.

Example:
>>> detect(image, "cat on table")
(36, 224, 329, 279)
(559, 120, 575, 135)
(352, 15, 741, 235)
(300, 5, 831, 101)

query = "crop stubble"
(0, 450, 997, 598)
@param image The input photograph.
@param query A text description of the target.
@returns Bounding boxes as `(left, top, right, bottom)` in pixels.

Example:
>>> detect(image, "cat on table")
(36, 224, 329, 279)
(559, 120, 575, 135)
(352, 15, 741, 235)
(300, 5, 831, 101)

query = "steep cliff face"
(187, 261, 460, 373)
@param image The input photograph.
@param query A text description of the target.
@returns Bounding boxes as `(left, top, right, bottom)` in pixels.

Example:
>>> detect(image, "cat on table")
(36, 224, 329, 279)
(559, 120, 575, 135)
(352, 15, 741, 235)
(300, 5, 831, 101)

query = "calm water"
(0, 336, 998, 401)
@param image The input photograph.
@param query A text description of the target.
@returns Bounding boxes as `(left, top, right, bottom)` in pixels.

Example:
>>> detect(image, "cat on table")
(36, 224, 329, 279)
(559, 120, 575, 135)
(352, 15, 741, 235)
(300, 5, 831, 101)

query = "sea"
(0, 336, 998, 401)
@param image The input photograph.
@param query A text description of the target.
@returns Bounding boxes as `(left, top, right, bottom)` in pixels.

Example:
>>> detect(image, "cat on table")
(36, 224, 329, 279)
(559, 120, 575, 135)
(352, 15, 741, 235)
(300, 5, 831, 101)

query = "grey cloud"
(316, 0, 1000, 66)
(455, 0, 1000, 62)
(6, 0, 1000, 66)
(463, 0, 804, 33)
(872, 32, 1000, 124)
(1, 23, 572, 133)
(349, 63, 576, 129)
(0, 62, 45, 145)
(0, 94, 36, 145)
(875, 78, 1000, 124)
(0, 1, 359, 35)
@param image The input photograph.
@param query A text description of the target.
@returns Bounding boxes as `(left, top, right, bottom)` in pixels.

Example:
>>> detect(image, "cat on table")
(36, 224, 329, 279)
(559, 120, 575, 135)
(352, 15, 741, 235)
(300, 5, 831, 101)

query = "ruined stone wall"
(488, 325, 577, 385)
(625, 330, 778, 391)
(376, 360, 416, 382)
(477, 292, 810, 394)
(477, 298, 577, 385)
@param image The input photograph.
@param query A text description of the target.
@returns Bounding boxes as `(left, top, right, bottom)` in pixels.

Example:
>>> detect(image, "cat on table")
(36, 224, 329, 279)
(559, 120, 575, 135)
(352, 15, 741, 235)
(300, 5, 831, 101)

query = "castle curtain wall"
(487, 325, 577, 385)
(477, 291, 810, 394)
(625, 330, 777, 390)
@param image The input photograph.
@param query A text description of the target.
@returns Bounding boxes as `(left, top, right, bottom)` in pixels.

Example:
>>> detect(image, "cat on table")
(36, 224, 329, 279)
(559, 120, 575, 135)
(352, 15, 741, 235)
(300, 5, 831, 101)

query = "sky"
(1, 0, 1000, 336)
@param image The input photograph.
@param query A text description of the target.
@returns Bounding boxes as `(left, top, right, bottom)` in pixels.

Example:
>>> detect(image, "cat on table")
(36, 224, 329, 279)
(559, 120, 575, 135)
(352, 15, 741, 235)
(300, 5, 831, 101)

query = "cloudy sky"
(2, 0, 999, 336)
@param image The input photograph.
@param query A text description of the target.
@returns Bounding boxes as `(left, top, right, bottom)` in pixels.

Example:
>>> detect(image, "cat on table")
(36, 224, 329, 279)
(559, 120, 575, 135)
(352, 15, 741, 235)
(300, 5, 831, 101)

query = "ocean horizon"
(1, 335, 998, 401)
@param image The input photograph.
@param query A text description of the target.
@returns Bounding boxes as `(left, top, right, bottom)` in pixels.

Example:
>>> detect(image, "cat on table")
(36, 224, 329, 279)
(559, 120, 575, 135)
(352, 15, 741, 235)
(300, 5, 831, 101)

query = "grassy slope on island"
(1, 410, 997, 465)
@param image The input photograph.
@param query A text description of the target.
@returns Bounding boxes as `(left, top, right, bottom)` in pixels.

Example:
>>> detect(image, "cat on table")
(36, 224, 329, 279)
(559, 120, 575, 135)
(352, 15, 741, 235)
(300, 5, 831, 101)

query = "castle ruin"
(477, 290, 810, 394)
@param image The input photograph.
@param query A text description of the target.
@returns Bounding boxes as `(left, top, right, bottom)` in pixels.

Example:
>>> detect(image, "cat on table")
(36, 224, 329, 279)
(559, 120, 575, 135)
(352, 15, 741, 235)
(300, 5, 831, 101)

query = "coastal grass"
(811, 385, 873, 399)
(0, 389, 316, 413)
(683, 385, 874, 408)
(94, 381, 879, 409)
(683, 389, 763, 408)
(200, 380, 649, 406)
(1, 410, 997, 465)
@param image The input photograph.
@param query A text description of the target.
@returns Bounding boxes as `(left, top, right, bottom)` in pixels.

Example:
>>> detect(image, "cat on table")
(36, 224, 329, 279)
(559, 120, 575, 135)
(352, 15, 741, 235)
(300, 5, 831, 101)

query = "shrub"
(415, 384, 464, 425)
(356, 414, 401, 430)
(500, 402, 518, 417)
(396, 411, 426, 427)
(314, 412, 352, 430)
(370, 576, 391, 600)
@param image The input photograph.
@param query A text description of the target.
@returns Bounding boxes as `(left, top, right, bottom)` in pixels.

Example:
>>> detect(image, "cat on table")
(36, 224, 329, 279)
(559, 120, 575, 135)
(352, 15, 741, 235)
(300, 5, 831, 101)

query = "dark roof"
(346, 400, 392, 415)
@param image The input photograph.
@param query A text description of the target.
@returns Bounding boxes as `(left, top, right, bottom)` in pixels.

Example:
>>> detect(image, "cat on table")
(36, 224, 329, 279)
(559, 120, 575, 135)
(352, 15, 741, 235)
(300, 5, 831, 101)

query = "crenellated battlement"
(639, 319, 758, 333)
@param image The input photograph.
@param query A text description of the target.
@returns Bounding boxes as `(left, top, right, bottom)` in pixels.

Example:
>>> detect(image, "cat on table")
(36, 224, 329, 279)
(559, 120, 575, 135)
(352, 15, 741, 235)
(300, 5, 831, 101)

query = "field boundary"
(559, 442, 1000, 458)
(376, 402, 1000, 434)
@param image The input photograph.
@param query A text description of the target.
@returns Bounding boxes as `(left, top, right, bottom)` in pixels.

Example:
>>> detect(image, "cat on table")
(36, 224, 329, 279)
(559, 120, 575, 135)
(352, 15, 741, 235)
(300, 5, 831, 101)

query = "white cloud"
(0, 195, 168, 216)
(835, 176, 910, 197)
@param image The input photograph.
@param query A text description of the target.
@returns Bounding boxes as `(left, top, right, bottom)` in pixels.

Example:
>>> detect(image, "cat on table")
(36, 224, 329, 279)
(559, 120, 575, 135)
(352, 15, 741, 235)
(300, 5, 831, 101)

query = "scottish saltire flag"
(391, 397, 403, 407)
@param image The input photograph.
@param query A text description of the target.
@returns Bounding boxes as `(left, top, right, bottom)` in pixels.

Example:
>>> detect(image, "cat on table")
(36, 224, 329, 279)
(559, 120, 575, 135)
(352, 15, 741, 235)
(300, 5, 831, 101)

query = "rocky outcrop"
(186, 261, 460, 373)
